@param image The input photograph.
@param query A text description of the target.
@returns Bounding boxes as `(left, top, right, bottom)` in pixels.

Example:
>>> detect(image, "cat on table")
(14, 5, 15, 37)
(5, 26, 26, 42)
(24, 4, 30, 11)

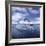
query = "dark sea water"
(11, 24, 40, 39)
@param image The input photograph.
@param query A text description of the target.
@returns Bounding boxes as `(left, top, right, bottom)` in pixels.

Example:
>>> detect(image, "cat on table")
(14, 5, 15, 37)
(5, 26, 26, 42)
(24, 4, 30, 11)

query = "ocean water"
(11, 24, 40, 39)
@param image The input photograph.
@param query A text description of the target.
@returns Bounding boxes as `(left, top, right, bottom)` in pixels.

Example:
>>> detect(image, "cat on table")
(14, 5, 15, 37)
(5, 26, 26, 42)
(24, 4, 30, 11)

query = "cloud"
(12, 7, 40, 24)
(12, 21, 18, 24)
(12, 7, 40, 15)
(12, 7, 27, 14)
(33, 17, 40, 21)
(12, 12, 27, 24)
(12, 19, 40, 24)
(31, 17, 40, 24)
(12, 12, 40, 24)
(31, 21, 40, 24)
(12, 13, 23, 21)
(19, 21, 40, 24)
(28, 8, 32, 10)
(12, 7, 21, 12)
(31, 10, 39, 14)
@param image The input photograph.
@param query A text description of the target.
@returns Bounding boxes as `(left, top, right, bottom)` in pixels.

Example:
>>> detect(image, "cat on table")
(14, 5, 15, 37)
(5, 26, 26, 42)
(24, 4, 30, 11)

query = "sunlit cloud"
(12, 13, 23, 21)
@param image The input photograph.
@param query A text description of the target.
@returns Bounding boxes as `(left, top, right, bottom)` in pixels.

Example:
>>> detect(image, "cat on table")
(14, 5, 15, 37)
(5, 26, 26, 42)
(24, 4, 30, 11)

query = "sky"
(11, 6, 40, 24)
